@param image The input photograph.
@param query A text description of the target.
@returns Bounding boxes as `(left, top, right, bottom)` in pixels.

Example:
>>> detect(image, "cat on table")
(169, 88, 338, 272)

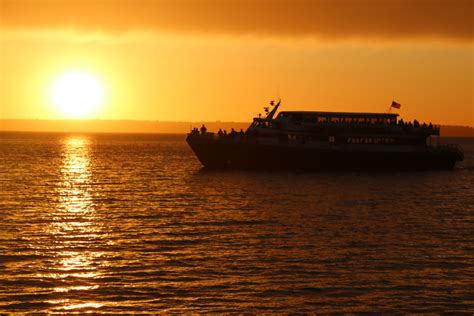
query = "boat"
(186, 100, 464, 171)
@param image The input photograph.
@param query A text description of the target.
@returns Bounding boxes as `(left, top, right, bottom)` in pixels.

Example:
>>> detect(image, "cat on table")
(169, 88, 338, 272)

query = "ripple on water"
(0, 133, 473, 313)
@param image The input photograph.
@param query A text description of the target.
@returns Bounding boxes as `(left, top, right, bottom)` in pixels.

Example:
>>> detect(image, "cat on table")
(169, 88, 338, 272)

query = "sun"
(50, 70, 104, 118)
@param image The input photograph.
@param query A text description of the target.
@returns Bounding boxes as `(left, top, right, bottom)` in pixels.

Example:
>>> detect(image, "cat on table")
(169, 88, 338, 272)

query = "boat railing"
(188, 131, 246, 141)
(279, 120, 441, 135)
(201, 132, 216, 139)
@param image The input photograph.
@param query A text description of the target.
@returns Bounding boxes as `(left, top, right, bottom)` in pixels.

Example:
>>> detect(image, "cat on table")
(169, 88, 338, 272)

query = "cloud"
(2, 0, 472, 41)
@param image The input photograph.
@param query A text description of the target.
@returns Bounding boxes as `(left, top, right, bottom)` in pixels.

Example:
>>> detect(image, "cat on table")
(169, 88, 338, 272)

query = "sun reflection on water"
(45, 136, 104, 311)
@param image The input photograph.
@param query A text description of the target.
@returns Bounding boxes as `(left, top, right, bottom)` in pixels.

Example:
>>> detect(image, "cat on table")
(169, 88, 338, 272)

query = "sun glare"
(50, 71, 104, 118)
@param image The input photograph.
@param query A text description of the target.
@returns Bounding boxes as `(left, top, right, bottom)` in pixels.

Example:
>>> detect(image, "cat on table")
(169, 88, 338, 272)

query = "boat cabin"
(276, 111, 398, 125)
(248, 108, 440, 146)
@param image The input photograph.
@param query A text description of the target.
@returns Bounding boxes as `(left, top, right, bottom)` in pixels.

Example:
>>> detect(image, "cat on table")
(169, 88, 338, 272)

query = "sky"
(1, 0, 473, 126)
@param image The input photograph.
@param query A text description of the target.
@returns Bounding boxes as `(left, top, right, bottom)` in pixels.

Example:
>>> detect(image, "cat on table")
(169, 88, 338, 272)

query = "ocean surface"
(0, 132, 473, 313)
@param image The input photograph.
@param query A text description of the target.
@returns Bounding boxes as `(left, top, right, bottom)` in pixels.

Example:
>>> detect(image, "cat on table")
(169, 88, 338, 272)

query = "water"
(0, 132, 473, 313)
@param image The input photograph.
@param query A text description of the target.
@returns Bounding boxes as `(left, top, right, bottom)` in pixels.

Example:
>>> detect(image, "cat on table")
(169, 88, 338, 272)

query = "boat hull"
(186, 135, 462, 171)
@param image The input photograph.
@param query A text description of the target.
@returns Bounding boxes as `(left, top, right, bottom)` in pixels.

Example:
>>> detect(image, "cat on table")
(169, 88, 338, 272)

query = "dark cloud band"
(3, 0, 472, 41)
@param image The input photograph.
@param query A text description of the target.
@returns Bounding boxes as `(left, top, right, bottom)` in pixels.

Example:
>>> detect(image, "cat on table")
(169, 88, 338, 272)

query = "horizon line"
(1, 118, 473, 128)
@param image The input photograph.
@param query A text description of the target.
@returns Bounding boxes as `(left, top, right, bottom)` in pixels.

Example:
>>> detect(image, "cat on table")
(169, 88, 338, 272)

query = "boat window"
(317, 117, 328, 123)
(303, 114, 314, 122)
(292, 114, 303, 121)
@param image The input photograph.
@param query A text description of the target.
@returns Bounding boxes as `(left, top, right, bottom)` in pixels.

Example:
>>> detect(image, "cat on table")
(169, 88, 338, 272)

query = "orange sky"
(1, 0, 473, 126)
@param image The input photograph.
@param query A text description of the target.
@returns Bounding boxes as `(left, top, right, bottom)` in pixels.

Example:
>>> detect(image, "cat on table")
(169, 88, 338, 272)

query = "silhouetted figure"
(429, 122, 433, 129)
(218, 129, 223, 137)
(414, 120, 420, 127)
(192, 127, 199, 135)
(239, 129, 244, 136)
(200, 124, 207, 135)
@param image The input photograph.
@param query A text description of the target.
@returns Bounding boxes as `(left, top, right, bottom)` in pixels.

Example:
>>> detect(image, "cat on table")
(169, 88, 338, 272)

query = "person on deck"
(200, 124, 207, 135)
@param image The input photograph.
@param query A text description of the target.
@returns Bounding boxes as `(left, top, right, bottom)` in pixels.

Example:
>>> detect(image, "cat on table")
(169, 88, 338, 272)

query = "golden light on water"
(44, 136, 104, 311)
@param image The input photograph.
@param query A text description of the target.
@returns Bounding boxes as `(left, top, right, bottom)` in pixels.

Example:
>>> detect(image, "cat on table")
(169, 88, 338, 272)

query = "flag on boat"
(391, 101, 401, 109)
